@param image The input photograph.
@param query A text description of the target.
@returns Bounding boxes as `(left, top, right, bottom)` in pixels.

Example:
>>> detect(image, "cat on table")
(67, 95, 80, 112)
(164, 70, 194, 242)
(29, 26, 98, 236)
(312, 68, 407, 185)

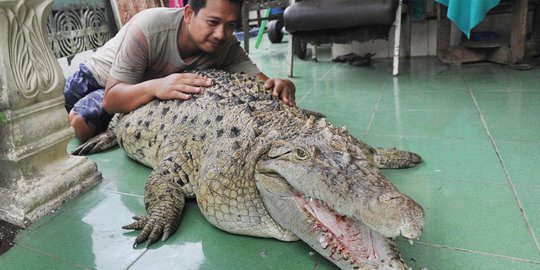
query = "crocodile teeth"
(319, 235, 329, 248)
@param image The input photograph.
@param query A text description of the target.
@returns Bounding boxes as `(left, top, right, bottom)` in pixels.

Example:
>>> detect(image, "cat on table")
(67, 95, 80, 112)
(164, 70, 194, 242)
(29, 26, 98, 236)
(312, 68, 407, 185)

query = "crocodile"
(73, 69, 424, 270)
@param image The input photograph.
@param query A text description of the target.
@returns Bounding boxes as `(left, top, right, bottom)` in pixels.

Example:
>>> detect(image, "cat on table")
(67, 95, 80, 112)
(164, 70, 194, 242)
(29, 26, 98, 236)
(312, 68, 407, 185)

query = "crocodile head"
(254, 120, 424, 270)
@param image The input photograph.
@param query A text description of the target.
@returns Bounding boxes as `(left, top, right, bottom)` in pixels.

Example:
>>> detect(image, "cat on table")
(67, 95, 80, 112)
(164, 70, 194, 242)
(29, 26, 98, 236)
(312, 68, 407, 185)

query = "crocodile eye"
(295, 148, 309, 160)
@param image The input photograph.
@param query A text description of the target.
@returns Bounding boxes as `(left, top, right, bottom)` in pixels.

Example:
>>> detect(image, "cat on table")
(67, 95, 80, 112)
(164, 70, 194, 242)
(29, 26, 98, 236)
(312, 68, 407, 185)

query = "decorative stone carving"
(0, 0, 102, 227)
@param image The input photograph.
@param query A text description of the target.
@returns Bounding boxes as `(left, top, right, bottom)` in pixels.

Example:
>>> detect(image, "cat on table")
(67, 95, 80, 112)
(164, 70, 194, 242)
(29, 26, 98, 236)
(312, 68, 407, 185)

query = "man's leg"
(64, 64, 102, 112)
(69, 112, 93, 142)
(70, 89, 113, 142)
(64, 63, 110, 142)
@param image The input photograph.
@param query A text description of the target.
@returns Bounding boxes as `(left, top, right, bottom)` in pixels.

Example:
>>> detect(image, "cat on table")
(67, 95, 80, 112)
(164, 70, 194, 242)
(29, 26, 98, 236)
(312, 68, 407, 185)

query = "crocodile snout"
(358, 192, 425, 239)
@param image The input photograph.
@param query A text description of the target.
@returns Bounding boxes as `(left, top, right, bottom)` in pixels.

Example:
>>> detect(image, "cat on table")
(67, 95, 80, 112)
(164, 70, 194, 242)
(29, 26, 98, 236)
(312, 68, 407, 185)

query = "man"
(64, 0, 296, 142)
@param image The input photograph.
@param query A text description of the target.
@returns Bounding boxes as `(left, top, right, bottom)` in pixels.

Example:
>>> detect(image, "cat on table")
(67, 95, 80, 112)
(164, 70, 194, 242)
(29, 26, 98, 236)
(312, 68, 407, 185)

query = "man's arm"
(256, 72, 296, 107)
(101, 19, 213, 114)
(219, 40, 296, 107)
(103, 73, 212, 114)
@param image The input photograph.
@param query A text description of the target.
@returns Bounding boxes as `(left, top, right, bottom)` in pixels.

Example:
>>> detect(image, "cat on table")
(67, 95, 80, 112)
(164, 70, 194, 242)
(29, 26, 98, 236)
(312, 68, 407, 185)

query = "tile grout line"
(14, 242, 91, 269)
(297, 61, 337, 104)
(319, 60, 336, 81)
(125, 249, 150, 270)
(311, 257, 320, 270)
(385, 172, 514, 186)
(466, 84, 540, 254)
(103, 189, 144, 198)
(401, 240, 540, 264)
(363, 79, 386, 139)
(368, 131, 540, 146)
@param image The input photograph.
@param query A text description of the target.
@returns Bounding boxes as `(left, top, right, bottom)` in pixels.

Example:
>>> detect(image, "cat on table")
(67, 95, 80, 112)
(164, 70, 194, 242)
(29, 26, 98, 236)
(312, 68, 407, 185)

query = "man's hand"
(104, 73, 212, 114)
(155, 73, 212, 100)
(264, 78, 296, 107)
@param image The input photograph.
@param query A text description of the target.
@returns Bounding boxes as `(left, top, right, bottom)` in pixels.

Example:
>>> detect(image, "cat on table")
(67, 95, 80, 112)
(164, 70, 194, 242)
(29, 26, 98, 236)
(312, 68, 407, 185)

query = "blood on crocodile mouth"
(294, 192, 398, 267)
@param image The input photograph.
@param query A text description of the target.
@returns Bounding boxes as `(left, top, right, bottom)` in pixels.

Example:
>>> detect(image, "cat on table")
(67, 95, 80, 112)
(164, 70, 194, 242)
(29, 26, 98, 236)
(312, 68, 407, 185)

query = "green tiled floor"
(2, 35, 540, 270)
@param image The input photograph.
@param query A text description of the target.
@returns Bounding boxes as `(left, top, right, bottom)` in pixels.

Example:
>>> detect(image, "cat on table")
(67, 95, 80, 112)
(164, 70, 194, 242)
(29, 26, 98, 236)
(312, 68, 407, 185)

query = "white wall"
(332, 2, 532, 59)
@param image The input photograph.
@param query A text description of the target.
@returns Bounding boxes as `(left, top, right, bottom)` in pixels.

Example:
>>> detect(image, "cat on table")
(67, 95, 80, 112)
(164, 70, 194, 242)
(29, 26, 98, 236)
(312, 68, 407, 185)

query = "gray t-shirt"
(85, 8, 260, 87)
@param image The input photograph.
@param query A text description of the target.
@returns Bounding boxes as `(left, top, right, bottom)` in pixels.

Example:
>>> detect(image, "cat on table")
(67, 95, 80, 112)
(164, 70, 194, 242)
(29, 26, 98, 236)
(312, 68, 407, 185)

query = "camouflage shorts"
(64, 63, 113, 134)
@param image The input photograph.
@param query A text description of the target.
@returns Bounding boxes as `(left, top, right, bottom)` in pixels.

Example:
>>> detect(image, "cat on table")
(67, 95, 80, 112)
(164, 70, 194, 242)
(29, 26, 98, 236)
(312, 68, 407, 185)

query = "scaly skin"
(73, 70, 424, 270)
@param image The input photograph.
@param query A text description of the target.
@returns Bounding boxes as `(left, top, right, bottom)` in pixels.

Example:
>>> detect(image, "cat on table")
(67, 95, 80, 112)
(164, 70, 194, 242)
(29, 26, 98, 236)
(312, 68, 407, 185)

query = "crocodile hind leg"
(72, 114, 120, 155)
(71, 127, 118, 155)
(373, 147, 422, 169)
(123, 153, 192, 248)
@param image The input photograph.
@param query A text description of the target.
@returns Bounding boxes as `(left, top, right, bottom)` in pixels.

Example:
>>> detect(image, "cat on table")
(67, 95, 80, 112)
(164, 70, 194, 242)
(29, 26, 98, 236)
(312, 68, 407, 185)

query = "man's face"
(185, 0, 240, 53)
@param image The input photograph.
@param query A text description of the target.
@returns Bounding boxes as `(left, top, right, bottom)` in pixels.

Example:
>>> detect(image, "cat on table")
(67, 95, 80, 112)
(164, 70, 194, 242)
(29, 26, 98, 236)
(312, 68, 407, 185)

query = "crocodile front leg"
(373, 147, 422, 169)
(123, 154, 192, 247)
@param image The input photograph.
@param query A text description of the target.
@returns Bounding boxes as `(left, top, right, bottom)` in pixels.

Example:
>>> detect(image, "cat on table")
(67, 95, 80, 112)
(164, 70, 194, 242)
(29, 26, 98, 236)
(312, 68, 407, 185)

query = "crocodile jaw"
(255, 172, 408, 270)
(296, 195, 408, 270)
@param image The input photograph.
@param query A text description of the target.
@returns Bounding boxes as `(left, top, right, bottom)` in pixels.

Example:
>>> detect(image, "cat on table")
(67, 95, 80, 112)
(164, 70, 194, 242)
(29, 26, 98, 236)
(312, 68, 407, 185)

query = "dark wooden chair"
(283, 0, 404, 76)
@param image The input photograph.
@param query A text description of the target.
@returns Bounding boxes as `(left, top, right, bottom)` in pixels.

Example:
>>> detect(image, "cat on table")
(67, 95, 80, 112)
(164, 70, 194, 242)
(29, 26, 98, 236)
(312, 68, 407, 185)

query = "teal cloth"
(413, 0, 425, 21)
(436, 0, 501, 38)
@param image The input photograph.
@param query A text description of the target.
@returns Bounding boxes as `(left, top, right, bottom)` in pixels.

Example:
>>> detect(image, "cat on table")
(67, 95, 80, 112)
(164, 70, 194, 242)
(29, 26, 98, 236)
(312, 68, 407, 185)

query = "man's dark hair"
(188, 0, 244, 14)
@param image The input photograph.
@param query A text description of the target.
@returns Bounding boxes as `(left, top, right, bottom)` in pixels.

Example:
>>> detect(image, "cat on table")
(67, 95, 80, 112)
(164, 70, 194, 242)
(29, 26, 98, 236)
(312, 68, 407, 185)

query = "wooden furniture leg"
(242, 3, 250, 53)
(510, 0, 528, 63)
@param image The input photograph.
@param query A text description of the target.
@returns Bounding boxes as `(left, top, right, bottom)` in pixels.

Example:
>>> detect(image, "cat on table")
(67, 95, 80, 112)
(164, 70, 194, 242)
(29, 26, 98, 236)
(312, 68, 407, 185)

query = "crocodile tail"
(71, 114, 120, 155)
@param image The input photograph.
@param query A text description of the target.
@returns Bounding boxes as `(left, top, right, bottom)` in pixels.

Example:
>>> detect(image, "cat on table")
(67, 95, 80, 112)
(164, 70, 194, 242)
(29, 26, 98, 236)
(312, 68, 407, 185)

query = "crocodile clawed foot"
(140, 224, 163, 248)
(122, 215, 161, 248)
(72, 139, 100, 155)
(122, 206, 182, 248)
(122, 216, 149, 248)
(72, 129, 117, 155)
(374, 147, 423, 169)
(122, 216, 147, 230)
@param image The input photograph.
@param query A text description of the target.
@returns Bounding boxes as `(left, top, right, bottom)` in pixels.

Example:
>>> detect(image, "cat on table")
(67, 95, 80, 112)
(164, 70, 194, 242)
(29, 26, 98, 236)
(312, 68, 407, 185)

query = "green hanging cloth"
(436, 0, 501, 38)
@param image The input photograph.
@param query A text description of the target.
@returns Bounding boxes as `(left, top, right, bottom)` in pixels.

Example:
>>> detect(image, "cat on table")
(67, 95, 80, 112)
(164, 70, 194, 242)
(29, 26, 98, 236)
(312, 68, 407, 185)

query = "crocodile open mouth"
(294, 193, 404, 269)
(255, 169, 407, 270)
